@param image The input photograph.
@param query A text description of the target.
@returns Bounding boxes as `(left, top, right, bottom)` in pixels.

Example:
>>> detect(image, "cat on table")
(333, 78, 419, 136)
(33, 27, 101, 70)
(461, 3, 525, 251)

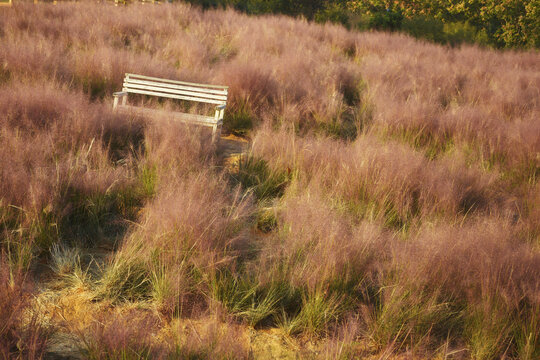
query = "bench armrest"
(113, 92, 128, 109)
(214, 104, 226, 121)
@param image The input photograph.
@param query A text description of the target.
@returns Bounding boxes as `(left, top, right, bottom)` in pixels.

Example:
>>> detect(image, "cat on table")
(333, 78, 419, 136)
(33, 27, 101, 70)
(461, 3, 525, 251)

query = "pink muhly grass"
(0, 256, 52, 358)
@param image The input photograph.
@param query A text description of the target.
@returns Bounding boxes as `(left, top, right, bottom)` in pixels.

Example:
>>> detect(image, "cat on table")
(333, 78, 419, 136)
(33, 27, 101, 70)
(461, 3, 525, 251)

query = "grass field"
(0, 2, 539, 359)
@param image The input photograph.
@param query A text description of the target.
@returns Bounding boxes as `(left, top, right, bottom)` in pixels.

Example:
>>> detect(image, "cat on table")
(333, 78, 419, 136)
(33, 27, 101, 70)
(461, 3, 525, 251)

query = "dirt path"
(217, 133, 250, 172)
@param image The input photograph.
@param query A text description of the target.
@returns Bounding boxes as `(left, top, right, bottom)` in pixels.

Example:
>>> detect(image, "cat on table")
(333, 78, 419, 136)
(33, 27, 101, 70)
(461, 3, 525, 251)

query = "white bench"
(113, 73, 228, 142)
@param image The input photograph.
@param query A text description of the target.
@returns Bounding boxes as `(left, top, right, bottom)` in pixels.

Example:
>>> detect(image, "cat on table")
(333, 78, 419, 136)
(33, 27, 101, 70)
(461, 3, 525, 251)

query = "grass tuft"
(234, 155, 289, 202)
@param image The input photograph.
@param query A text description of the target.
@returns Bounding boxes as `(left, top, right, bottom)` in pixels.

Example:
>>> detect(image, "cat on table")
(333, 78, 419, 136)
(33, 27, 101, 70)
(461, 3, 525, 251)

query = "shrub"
(402, 16, 446, 44)
(368, 10, 403, 32)
(443, 21, 489, 47)
(315, 3, 350, 27)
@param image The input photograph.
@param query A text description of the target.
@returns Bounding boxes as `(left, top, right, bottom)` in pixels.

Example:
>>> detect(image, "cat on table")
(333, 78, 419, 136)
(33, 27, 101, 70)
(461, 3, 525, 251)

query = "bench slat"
(117, 105, 222, 126)
(125, 78, 228, 96)
(126, 73, 228, 90)
(122, 87, 225, 105)
(123, 82, 228, 101)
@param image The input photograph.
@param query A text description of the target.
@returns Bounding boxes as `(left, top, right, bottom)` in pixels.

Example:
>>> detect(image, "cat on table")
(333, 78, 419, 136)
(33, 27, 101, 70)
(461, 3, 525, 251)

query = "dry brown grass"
(0, 2, 538, 358)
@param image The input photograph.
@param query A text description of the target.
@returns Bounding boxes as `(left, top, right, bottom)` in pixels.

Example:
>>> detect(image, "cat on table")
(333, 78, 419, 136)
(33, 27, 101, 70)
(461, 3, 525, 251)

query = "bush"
(443, 21, 489, 46)
(402, 16, 489, 47)
(348, 0, 540, 48)
(368, 9, 403, 32)
(402, 16, 446, 44)
(314, 3, 349, 27)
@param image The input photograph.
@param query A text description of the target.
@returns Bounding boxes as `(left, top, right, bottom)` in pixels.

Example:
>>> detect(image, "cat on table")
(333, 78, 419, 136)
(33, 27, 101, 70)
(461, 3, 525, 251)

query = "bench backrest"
(122, 73, 228, 106)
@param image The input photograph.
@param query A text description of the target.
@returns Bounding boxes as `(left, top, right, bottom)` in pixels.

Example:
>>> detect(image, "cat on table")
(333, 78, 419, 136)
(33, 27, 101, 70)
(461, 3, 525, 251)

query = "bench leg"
(212, 124, 219, 143)
(217, 123, 223, 139)
(113, 93, 128, 110)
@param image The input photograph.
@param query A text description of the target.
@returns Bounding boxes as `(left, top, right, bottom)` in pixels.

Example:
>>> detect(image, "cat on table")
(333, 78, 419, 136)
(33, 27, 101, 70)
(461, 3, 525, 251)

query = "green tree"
(347, 0, 540, 48)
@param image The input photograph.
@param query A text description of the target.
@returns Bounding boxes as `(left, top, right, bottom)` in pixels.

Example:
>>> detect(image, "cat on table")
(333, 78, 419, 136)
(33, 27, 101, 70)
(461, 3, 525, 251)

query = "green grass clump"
(209, 270, 282, 326)
(225, 99, 254, 136)
(59, 170, 155, 246)
(0, 203, 59, 270)
(49, 244, 93, 289)
(234, 155, 289, 202)
(209, 268, 348, 337)
(255, 205, 278, 233)
(332, 189, 418, 233)
(386, 126, 455, 160)
(76, 75, 114, 101)
(513, 304, 540, 360)
(464, 301, 513, 360)
(282, 290, 345, 337)
(59, 187, 127, 244)
(367, 284, 461, 352)
(138, 163, 158, 199)
(314, 115, 358, 141)
(97, 255, 151, 302)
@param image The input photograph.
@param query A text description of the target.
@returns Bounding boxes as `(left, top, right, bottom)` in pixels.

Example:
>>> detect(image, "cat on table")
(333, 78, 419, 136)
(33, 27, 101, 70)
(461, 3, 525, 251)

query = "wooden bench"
(113, 73, 228, 142)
